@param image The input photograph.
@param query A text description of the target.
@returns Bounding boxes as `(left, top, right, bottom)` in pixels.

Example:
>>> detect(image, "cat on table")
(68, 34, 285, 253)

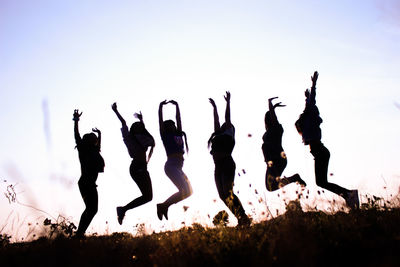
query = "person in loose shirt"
(112, 103, 155, 225)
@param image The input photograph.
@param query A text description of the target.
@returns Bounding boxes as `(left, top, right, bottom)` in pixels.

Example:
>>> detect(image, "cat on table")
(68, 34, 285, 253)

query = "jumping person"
(262, 97, 306, 192)
(73, 109, 105, 236)
(295, 71, 359, 209)
(208, 92, 251, 227)
(112, 103, 155, 225)
(157, 100, 192, 220)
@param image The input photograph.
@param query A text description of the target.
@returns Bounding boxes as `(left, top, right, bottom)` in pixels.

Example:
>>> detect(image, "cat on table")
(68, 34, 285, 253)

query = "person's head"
(82, 133, 98, 147)
(305, 89, 310, 99)
(208, 123, 235, 148)
(220, 122, 228, 132)
(264, 111, 272, 130)
(130, 122, 145, 135)
(163, 120, 177, 133)
(219, 123, 235, 135)
(220, 122, 234, 132)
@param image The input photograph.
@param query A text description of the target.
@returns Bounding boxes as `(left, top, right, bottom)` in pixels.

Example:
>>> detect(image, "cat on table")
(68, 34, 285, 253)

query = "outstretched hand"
(269, 97, 285, 109)
(168, 100, 178, 105)
(224, 91, 231, 102)
(311, 71, 319, 87)
(92, 128, 101, 134)
(305, 89, 310, 98)
(273, 102, 286, 108)
(268, 97, 278, 103)
(111, 102, 118, 112)
(209, 98, 216, 107)
(134, 111, 143, 121)
(73, 109, 82, 121)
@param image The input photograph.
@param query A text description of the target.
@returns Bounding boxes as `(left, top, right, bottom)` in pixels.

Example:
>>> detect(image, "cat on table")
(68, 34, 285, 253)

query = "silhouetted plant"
(0, 233, 11, 247)
(190, 222, 205, 232)
(3, 181, 17, 204)
(43, 216, 76, 238)
(361, 194, 390, 210)
(212, 210, 229, 227)
(133, 223, 146, 236)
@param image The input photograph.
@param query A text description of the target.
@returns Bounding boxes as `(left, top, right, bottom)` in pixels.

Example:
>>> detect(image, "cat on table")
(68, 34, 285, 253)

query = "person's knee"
(223, 193, 235, 207)
(144, 190, 153, 202)
(266, 186, 274, 192)
(181, 183, 192, 198)
(218, 188, 230, 201)
(218, 192, 227, 201)
(315, 180, 328, 188)
(86, 205, 98, 216)
(266, 175, 278, 191)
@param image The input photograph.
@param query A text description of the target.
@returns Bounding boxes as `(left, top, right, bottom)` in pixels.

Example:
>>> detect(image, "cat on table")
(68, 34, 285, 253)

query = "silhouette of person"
(73, 109, 105, 237)
(295, 71, 359, 209)
(112, 103, 155, 225)
(156, 100, 192, 220)
(262, 97, 306, 192)
(208, 92, 251, 227)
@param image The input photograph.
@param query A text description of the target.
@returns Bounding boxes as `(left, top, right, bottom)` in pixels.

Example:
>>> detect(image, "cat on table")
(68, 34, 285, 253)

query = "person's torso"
(262, 123, 284, 161)
(122, 128, 144, 161)
(211, 128, 235, 161)
(122, 125, 154, 163)
(77, 144, 105, 176)
(302, 105, 322, 144)
(162, 132, 184, 156)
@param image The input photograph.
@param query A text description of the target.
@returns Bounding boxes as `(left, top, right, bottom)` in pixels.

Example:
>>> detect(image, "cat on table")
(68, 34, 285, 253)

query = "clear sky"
(1, 0, 399, 240)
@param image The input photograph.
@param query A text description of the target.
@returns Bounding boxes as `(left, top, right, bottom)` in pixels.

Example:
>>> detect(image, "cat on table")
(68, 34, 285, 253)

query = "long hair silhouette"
(156, 100, 192, 221)
(111, 103, 155, 225)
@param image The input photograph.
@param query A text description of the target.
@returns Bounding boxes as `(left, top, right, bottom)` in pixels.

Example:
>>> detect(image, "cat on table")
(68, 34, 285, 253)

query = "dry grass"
(1, 206, 400, 266)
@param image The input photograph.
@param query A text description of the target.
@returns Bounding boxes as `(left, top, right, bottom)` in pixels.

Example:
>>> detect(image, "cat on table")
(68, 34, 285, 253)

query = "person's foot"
(157, 203, 169, 220)
(163, 206, 169, 220)
(237, 215, 251, 228)
(156, 204, 163, 220)
(73, 231, 85, 240)
(116, 206, 125, 225)
(293, 174, 307, 187)
(345, 189, 359, 210)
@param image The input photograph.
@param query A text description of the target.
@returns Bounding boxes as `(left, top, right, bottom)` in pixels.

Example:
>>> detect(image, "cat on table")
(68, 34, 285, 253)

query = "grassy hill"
(2, 206, 400, 266)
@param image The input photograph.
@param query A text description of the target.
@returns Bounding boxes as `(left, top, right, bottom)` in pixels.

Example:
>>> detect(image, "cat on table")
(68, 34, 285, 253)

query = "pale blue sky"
(1, 0, 399, 239)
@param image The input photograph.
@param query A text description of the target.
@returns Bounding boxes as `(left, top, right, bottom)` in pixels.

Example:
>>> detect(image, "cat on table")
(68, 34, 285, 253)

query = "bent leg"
(123, 165, 153, 211)
(311, 142, 350, 197)
(265, 157, 287, 191)
(216, 158, 247, 221)
(163, 159, 192, 207)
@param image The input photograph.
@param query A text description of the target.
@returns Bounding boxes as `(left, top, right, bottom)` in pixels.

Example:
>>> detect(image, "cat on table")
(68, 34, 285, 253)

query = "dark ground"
(1, 208, 400, 266)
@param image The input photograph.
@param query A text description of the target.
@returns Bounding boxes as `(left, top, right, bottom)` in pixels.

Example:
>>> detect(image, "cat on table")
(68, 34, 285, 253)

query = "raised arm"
(311, 71, 318, 92)
(268, 97, 286, 125)
(92, 128, 101, 150)
(224, 91, 232, 127)
(159, 100, 167, 134)
(73, 109, 82, 144)
(134, 111, 154, 162)
(111, 102, 127, 127)
(306, 71, 319, 105)
(169, 100, 182, 132)
(134, 111, 144, 124)
(209, 98, 220, 132)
